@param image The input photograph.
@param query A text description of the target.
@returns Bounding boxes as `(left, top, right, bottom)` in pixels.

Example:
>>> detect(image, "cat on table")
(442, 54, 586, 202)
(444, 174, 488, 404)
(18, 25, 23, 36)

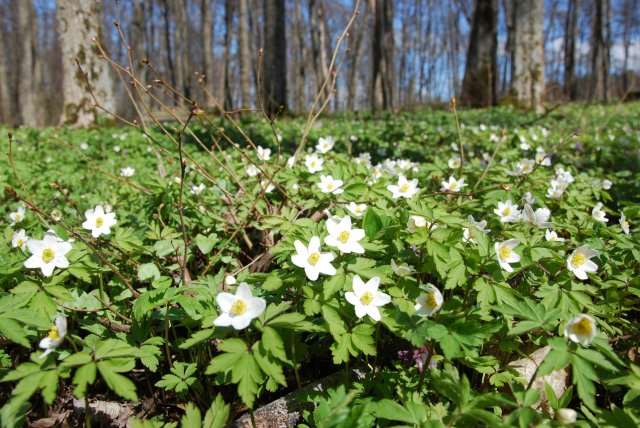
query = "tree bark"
(261, 0, 287, 116)
(201, 0, 215, 105)
(347, 1, 366, 111)
(512, 0, 545, 112)
(0, 4, 14, 125)
(461, 0, 498, 107)
(223, 0, 234, 110)
(292, 0, 306, 113)
(172, 1, 188, 100)
(563, 0, 578, 99)
(309, 0, 331, 107)
(238, 0, 251, 107)
(17, 0, 40, 126)
(57, 0, 114, 126)
(590, 0, 609, 101)
(370, 0, 394, 111)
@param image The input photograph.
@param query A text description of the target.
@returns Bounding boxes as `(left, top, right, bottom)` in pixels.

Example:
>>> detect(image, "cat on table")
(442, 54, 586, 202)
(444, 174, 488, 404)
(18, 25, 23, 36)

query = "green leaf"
(137, 263, 161, 282)
(180, 403, 201, 428)
(374, 399, 418, 424)
(97, 361, 138, 401)
(73, 362, 96, 398)
(321, 305, 347, 339)
(195, 234, 218, 255)
(180, 329, 215, 349)
(350, 324, 376, 356)
(362, 208, 383, 238)
(261, 327, 289, 363)
(202, 394, 230, 428)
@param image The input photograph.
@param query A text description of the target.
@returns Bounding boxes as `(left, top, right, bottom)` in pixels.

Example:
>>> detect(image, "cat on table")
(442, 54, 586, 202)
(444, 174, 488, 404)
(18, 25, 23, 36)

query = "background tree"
(590, 0, 610, 101)
(261, 0, 287, 116)
(461, 0, 498, 107)
(512, 0, 545, 112)
(370, 0, 395, 111)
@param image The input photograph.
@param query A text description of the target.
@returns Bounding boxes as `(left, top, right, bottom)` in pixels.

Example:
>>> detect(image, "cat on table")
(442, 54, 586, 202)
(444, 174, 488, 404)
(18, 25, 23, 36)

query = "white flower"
(224, 275, 237, 286)
(620, 213, 630, 235)
(564, 314, 596, 346)
(347, 202, 367, 218)
(601, 179, 612, 190)
(440, 176, 466, 193)
(82, 205, 117, 238)
(567, 246, 598, 280)
(390, 259, 413, 276)
(509, 159, 535, 176)
(286, 156, 296, 168)
(591, 203, 608, 223)
(260, 179, 275, 193)
(535, 147, 551, 166)
(305, 154, 324, 173)
(387, 175, 419, 199)
(316, 136, 335, 153)
(546, 179, 568, 199)
(463, 215, 490, 243)
(522, 192, 536, 205)
(350, 135, 358, 142)
(555, 408, 578, 424)
(545, 229, 565, 242)
(495, 239, 520, 272)
(522, 204, 551, 228)
(354, 152, 371, 167)
(11, 229, 28, 249)
(113, 145, 121, 153)
(448, 156, 461, 169)
(519, 141, 531, 150)
(415, 285, 443, 317)
(494, 200, 521, 223)
(80, 142, 89, 150)
(120, 167, 135, 177)
(39, 315, 67, 358)
(324, 216, 365, 254)
(318, 175, 343, 195)
(246, 164, 260, 177)
(213, 283, 266, 330)
(345, 275, 390, 322)
(407, 215, 435, 233)
(190, 183, 206, 195)
(9, 206, 25, 225)
(291, 236, 336, 281)
(24, 231, 73, 277)
(256, 145, 271, 161)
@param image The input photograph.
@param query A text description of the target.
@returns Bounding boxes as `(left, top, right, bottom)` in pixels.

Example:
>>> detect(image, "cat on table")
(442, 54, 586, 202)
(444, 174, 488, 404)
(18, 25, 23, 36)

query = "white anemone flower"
(24, 231, 73, 277)
(522, 204, 551, 228)
(535, 147, 552, 166)
(345, 275, 390, 322)
(601, 179, 612, 190)
(256, 146, 271, 161)
(324, 216, 365, 254)
(305, 154, 324, 173)
(591, 203, 608, 223)
(347, 202, 367, 218)
(494, 200, 521, 223)
(260, 179, 275, 193)
(509, 159, 535, 176)
(39, 315, 67, 358)
(564, 314, 597, 346)
(463, 215, 490, 243)
(620, 213, 630, 235)
(316, 136, 335, 153)
(286, 156, 296, 168)
(447, 157, 461, 169)
(495, 239, 520, 272)
(567, 246, 598, 280)
(415, 285, 443, 317)
(190, 183, 206, 195)
(545, 229, 565, 242)
(555, 409, 578, 424)
(291, 236, 336, 281)
(440, 176, 466, 193)
(11, 229, 28, 250)
(120, 167, 135, 177)
(224, 275, 237, 286)
(246, 164, 260, 177)
(9, 206, 26, 225)
(318, 175, 344, 194)
(213, 283, 266, 330)
(82, 205, 117, 238)
(522, 192, 536, 205)
(387, 175, 419, 199)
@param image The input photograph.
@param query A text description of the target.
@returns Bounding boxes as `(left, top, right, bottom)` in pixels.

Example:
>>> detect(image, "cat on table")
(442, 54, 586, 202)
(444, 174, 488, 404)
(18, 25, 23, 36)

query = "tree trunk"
(309, 0, 331, 107)
(238, 0, 251, 107)
(57, 0, 114, 126)
(223, 0, 234, 110)
(512, 0, 545, 112)
(590, 0, 609, 101)
(201, 0, 215, 105)
(347, 1, 365, 111)
(261, 0, 287, 116)
(0, 6, 14, 125)
(370, 0, 394, 111)
(461, 0, 498, 107)
(172, 1, 188, 100)
(161, 0, 177, 105)
(563, 0, 578, 99)
(292, 0, 306, 113)
(17, 0, 40, 126)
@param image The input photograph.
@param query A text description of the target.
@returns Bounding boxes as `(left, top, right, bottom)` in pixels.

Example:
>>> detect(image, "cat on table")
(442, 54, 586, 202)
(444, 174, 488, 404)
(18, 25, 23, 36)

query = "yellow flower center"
(499, 245, 512, 260)
(502, 207, 511, 216)
(310, 161, 317, 168)
(399, 183, 410, 193)
(307, 252, 320, 266)
(17, 239, 24, 247)
(571, 317, 593, 336)
(360, 291, 374, 305)
(47, 326, 60, 340)
(450, 182, 458, 191)
(95, 217, 104, 228)
(230, 299, 247, 316)
(42, 248, 55, 263)
(571, 252, 586, 268)
(338, 230, 350, 243)
(425, 292, 438, 309)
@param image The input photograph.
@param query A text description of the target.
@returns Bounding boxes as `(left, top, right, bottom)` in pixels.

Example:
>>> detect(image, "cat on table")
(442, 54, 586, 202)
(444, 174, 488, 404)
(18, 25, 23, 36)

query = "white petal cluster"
(214, 283, 266, 330)
(39, 315, 67, 358)
(494, 200, 521, 223)
(316, 136, 335, 153)
(324, 216, 365, 254)
(9, 206, 26, 225)
(256, 146, 271, 161)
(495, 239, 520, 272)
(387, 175, 419, 199)
(120, 166, 135, 177)
(318, 175, 344, 194)
(82, 205, 117, 238)
(521, 204, 551, 228)
(305, 154, 324, 173)
(415, 285, 443, 317)
(564, 314, 596, 346)
(591, 202, 608, 223)
(24, 230, 73, 277)
(291, 236, 336, 281)
(440, 176, 466, 193)
(345, 275, 390, 322)
(567, 246, 598, 280)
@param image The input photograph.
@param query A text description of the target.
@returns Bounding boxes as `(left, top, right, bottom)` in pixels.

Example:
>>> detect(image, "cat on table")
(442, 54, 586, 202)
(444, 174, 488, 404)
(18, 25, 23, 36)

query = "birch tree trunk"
(17, 0, 40, 126)
(512, 0, 545, 112)
(370, 0, 394, 111)
(57, 0, 114, 126)
(460, 0, 498, 107)
(261, 0, 287, 116)
(238, 0, 251, 107)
